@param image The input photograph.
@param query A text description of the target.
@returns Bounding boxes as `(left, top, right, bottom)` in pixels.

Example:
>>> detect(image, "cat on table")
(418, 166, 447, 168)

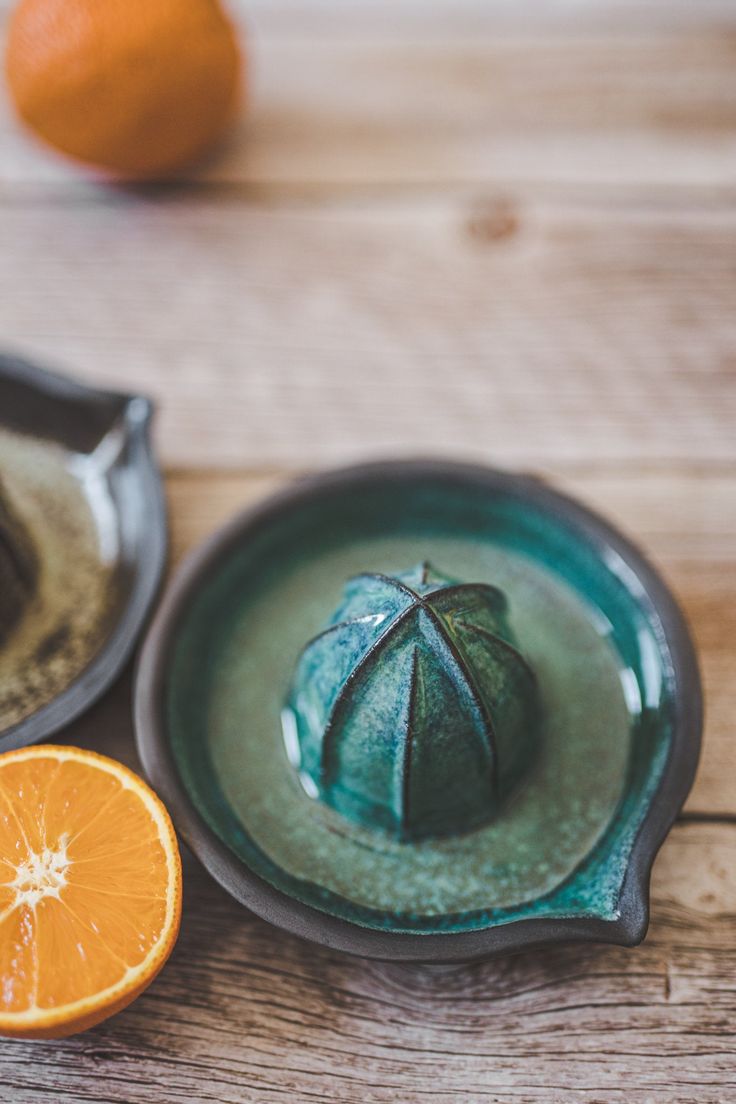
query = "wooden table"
(1, 2, 735, 1099)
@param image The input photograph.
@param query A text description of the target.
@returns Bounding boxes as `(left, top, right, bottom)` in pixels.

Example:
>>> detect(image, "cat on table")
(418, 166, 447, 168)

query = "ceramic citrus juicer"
(136, 460, 702, 961)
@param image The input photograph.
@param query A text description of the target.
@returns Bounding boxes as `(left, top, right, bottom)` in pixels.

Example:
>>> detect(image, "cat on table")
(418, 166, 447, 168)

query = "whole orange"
(4, 0, 242, 178)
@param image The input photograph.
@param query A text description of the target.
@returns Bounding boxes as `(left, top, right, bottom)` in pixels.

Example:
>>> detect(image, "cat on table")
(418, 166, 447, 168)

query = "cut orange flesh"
(0, 745, 182, 1038)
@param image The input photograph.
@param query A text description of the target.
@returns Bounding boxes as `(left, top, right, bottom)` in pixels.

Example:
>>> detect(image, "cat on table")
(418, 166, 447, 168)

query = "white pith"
(7, 834, 70, 910)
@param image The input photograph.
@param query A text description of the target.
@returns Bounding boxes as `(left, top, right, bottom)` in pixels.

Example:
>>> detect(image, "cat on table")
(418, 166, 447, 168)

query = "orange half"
(0, 745, 182, 1038)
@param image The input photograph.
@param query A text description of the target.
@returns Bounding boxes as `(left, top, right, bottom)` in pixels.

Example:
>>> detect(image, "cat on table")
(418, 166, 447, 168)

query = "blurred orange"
(4, 0, 242, 178)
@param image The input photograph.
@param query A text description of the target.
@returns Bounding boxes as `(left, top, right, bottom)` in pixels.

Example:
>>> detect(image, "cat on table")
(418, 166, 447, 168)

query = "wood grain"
(0, 469, 730, 1101)
(4, 466, 719, 1104)
(0, 820, 733, 1104)
(165, 468, 736, 817)
(2, 9, 736, 189)
(4, 0, 736, 32)
(0, 194, 734, 469)
(0, 0, 734, 1096)
(32, 463, 730, 823)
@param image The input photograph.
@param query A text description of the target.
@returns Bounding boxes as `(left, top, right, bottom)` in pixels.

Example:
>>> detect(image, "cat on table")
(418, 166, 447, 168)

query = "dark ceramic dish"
(135, 460, 701, 962)
(0, 354, 166, 752)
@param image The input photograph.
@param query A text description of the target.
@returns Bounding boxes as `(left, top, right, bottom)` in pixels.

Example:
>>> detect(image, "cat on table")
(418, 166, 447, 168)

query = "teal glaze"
(284, 562, 540, 840)
(165, 473, 674, 936)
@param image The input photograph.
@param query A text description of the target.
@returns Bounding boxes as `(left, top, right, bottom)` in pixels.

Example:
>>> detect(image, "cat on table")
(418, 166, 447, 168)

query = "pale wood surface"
(1, 194, 735, 469)
(3, 4, 736, 189)
(0, 1, 734, 1100)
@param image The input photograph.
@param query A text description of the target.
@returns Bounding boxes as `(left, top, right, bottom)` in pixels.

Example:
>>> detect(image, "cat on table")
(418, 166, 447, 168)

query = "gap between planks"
(2, 20, 736, 189)
(1, 193, 735, 471)
(0, 819, 734, 1104)
(157, 466, 736, 820)
(30, 472, 733, 1104)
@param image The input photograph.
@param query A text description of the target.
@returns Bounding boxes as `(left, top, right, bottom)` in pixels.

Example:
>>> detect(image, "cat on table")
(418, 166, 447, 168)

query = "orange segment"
(0, 745, 181, 1038)
(0, 908, 36, 1013)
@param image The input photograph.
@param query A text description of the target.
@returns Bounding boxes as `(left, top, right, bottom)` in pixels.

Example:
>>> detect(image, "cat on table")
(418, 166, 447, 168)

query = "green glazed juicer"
(140, 460, 702, 959)
(284, 561, 541, 842)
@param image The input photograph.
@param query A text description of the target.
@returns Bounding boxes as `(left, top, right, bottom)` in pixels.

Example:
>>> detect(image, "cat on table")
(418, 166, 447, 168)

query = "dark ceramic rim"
(135, 460, 702, 963)
(0, 354, 168, 753)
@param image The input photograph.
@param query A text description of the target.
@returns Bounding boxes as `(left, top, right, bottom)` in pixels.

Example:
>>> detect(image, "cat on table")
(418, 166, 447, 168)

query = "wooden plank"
(1, 22, 736, 188)
(54, 466, 736, 811)
(162, 468, 736, 818)
(4, 0, 736, 33)
(235, 31, 736, 190)
(167, 468, 736, 568)
(239, 0, 736, 37)
(0, 194, 734, 469)
(0, 818, 733, 1103)
(10, 460, 726, 1101)
(0, 3, 732, 1094)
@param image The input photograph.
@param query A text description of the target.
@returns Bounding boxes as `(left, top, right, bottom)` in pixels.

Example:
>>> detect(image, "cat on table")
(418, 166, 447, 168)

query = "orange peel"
(0, 745, 182, 1038)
